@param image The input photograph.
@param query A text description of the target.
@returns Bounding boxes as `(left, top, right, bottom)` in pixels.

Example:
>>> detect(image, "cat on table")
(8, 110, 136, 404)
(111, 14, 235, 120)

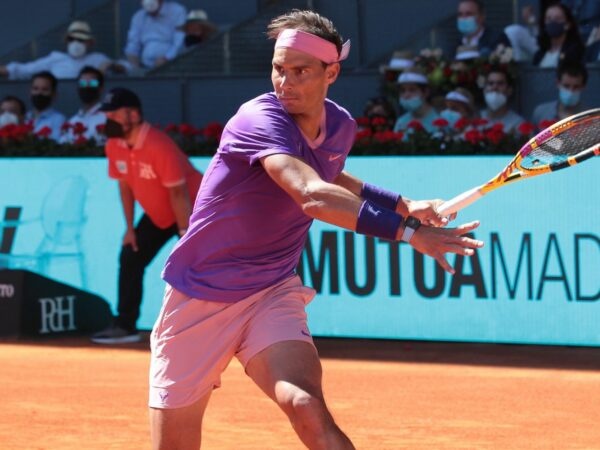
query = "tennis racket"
(438, 108, 600, 216)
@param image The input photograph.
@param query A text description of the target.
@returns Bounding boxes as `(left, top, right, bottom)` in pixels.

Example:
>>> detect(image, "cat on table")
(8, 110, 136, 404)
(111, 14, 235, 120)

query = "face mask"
(457, 16, 478, 35)
(484, 91, 507, 111)
(545, 22, 567, 38)
(142, 0, 160, 13)
(0, 111, 19, 127)
(31, 94, 53, 111)
(78, 87, 100, 105)
(184, 35, 203, 47)
(103, 118, 125, 138)
(559, 87, 581, 107)
(399, 96, 423, 113)
(67, 40, 87, 58)
(440, 109, 462, 126)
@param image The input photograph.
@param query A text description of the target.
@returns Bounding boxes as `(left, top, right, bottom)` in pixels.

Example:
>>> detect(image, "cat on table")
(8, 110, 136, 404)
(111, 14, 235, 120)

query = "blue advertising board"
(1, 157, 598, 345)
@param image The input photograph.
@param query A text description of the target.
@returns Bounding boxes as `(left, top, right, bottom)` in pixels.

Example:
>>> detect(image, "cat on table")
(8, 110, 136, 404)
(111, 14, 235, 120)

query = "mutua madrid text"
(297, 231, 600, 302)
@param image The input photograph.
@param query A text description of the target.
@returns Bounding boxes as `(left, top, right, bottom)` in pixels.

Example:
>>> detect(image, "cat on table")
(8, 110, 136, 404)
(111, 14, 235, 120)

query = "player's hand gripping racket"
(438, 108, 600, 216)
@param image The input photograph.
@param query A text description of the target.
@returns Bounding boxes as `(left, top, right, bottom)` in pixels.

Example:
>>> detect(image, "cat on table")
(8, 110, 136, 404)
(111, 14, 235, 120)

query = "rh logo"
(39, 296, 77, 334)
(0, 284, 15, 298)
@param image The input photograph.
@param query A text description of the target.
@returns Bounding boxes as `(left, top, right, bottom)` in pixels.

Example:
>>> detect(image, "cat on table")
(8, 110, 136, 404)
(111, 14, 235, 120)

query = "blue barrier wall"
(1, 156, 598, 345)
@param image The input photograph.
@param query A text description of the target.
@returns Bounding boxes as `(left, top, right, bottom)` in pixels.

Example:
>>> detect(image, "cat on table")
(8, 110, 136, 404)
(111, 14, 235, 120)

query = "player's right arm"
(334, 170, 452, 227)
(261, 154, 483, 274)
(118, 180, 138, 251)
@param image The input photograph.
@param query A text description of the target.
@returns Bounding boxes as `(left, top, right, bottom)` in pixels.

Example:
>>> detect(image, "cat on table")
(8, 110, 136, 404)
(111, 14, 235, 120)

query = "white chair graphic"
(0, 176, 89, 287)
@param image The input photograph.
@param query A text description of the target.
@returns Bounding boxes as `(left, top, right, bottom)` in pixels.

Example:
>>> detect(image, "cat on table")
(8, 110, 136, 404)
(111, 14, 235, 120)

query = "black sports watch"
(400, 216, 421, 243)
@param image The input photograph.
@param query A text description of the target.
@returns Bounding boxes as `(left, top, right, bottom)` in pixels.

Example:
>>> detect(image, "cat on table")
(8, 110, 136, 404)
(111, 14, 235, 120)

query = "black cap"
(99, 88, 142, 112)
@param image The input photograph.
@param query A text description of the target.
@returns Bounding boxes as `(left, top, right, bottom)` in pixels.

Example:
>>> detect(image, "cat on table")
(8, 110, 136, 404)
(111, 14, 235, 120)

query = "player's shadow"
(313, 337, 600, 371)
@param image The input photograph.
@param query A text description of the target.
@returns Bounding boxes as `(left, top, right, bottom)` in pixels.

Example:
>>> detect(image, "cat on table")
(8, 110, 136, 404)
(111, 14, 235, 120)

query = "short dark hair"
(31, 70, 58, 92)
(557, 61, 588, 85)
(486, 67, 513, 87)
(1, 95, 26, 116)
(459, 0, 485, 14)
(267, 9, 343, 56)
(78, 65, 104, 87)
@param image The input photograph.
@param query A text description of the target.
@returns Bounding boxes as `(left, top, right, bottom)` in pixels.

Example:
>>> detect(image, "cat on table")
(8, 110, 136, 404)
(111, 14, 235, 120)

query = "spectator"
(25, 71, 65, 141)
(480, 69, 525, 134)
(0, 21, 112, 80)
(123, 0, 187, 70)
(393, 70, 440, 134)
(181, 9, 217, 48)
(61, 66, 107, 144)
(0, 95, 26, 127)
(455, 0, 510, 58)
(501, 5, 539, 63)
(532, 61, 588, 125)
(562, 0, 600, 42)
(90, 87, 202, 344)
(362, 96, 397, 133)
(533, 1, 585, 67)
(440, 87, 477, 127)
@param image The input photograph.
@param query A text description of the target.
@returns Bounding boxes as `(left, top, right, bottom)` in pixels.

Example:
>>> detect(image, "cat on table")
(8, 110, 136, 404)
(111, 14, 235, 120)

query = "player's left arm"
(167, 182, 192, 236)
(333, 170, 451, 226)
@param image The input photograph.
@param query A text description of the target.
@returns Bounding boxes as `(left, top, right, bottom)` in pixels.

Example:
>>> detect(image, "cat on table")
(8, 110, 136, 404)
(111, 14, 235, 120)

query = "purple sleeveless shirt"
(162, 92, 357, 302)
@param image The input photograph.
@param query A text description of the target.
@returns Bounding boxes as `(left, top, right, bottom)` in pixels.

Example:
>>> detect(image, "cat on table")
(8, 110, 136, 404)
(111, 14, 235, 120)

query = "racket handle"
(438, 187, 484, 216)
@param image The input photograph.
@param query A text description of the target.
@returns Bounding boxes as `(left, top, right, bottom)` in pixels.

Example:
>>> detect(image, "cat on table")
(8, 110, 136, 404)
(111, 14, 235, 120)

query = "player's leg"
(245, 340, 354, 450)
(238, 276, 354, 449)
(149, 392, 211, 450)
(148, 284, 250, 449)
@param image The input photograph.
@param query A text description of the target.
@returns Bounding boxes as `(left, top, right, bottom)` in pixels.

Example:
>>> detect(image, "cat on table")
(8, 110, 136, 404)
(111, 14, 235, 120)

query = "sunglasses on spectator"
(78, 79, 100, 88)
(67, 37, 88, 43)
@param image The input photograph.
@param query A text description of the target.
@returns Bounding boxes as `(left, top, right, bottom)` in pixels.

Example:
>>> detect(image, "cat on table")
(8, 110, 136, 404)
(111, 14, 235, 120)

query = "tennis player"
(149, 10, 484, 449)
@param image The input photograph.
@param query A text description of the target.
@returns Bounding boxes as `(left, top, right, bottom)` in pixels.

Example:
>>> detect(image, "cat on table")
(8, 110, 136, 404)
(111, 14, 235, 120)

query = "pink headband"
(274, 29, 350, 64)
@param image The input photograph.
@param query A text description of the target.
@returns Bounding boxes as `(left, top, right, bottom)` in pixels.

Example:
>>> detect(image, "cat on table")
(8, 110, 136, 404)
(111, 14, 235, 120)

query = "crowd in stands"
(0, 0, 219, 148)
(0, 0, 597, 154)
(362, 0, 598, 153)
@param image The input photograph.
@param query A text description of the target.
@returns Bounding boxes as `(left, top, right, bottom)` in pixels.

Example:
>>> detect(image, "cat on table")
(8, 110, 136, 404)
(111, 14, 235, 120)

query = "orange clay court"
(2, 335, 600, 450)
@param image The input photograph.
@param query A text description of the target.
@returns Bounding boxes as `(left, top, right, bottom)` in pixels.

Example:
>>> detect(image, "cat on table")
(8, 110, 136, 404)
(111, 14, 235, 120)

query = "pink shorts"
(148, 275, 316, 409)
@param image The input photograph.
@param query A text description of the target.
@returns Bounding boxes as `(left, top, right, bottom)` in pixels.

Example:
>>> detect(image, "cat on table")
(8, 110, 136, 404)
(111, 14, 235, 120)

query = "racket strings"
(522, 118, 600, 169)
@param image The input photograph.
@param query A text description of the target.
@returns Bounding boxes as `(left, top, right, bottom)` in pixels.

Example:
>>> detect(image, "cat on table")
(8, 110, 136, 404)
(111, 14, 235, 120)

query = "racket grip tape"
(438, 187, 484, 216)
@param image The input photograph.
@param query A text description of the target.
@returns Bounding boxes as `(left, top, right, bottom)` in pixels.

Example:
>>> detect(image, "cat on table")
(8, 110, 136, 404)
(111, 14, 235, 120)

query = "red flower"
(370, 116, 387, 126)
(74, 136, 88, 146)
(203, 122, 223, 140)
(484, 127, 504, 145)
(490, 122, 504, 132)
(96, 124, 105, 134)
(454, 117, 470, 130)
(471, 118, 489, 128)
(538, 119, 556, 130)
(464, 129, 483, 145)
(61, 122, 72, 132)
(164, 123, 178, 133)
(432, 118, 449, 128)
(355, 129, 372, 141)
(355, 117, 370, 127)
(35, 126, 52, 138)
(72, 122, 88, 136)
(517, 121, 536, 136)
(407, 120, 424, 131)
(178, 123, 197, 136)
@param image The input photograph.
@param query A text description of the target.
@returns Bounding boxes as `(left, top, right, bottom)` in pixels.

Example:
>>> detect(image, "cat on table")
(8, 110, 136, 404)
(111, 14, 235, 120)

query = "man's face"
(271, 47, 339, 116)
(31, 77, 54, 97)
(558, 73, 585, 92)
(458, 1, 484, 27)
(105, 107, 140, 136)
(399, 83, 423, 100)
(484, 72, 511, 96)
